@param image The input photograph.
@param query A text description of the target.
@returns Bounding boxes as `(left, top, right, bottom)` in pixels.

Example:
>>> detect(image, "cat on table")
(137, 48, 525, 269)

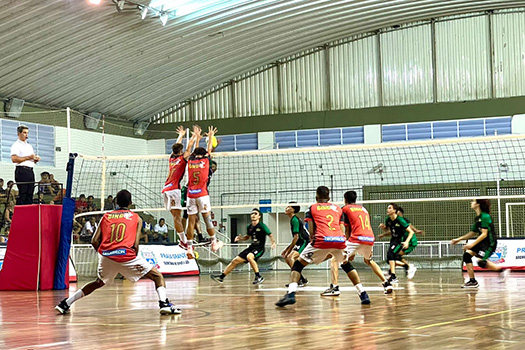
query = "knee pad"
(341, 262, 355, 273)
(292, 260, 305, 273)
(204, 215, 214, 230)
(478, 259, 488, 268)
(463, 252, 473, 264)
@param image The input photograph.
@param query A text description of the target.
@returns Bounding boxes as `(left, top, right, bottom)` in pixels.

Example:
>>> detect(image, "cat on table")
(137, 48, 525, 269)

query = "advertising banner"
(464, 238, 525, 271)
(139, 245, 199, 276)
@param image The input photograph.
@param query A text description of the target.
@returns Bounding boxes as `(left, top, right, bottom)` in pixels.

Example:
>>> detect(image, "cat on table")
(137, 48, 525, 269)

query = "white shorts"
(345, 242, 374, 260)
(163, 189, 183, 211)
(299, 243, 345, 265)
(187, 195, 211, 215)
(97, 254, 153, 285)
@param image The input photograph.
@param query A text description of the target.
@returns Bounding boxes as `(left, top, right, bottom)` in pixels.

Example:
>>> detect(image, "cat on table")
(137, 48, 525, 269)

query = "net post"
(101, 159, 106, 210)
(505, 202, 510, 238)
(497, 179, 503, 237)
(66, 107, 72, 155)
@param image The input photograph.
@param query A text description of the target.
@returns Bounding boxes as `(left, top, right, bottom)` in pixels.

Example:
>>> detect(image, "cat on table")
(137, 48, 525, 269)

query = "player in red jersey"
(276, 186, 370, 307)
(163, 125, 198, 249)
(186, 126, 222, 257)
(55, 190, 180, 315)
(322, 191, 393, 296)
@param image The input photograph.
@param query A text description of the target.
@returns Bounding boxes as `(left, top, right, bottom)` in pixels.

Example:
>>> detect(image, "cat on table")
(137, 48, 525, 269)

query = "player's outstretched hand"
(206, 126, 218, 137)
(450, 238, 460, 245)
(271, 241, 276, 249)
(176, 125, 186, 136)
(234, 236, 240, 242)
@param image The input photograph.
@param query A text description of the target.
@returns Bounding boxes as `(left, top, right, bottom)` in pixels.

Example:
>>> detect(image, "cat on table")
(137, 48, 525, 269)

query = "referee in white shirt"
(11, 125, 40, 205)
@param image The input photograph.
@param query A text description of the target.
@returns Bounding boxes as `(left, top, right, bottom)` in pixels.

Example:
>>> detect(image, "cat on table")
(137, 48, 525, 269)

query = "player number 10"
(110, 223, 126, 243)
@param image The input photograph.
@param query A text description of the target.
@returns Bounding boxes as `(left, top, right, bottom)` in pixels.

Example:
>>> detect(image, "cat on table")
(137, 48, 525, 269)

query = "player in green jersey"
(451, 199, 509, 288)
(281, 201, 309, 286)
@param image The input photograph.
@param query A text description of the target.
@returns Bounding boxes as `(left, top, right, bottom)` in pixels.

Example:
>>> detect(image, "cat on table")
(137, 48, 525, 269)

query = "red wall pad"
(0, 205, 62, 290)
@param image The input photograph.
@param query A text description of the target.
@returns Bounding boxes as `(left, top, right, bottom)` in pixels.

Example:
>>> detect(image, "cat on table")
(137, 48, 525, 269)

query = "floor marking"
(494, 340, 519, 343)
(255, 286, 404, 292)
(408, 334, 431, 337)
(369, 332, 389, 335)
(415, 306, 525, 330)
(10, 341, 72, 349)
(452, 337, 474, 340)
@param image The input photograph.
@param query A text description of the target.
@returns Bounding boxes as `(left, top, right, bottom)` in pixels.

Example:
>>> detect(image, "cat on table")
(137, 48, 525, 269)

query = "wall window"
(275, 126, 364, 149)
(0, 119, 55, 166)
(382, 117, 512, 142)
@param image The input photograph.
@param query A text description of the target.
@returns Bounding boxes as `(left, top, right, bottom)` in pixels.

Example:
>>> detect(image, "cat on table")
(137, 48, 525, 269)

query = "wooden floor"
(1, 269, 524, 350)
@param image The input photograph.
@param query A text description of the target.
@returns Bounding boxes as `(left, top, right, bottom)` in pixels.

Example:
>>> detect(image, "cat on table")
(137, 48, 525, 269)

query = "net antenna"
(368, 163, 385, 181)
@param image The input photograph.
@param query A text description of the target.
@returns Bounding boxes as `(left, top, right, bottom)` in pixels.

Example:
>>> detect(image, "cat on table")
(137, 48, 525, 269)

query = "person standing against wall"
(11, 125, 40, 205)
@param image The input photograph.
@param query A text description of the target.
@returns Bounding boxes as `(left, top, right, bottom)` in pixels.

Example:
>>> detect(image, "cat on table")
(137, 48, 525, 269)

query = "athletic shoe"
(159, 299, 182, 315)
(388, 276, 399, 284)
(403, 265, 409, 276)
(252, 276, 265, 285)
(186, 246, 195, 259)
(498, 269, 510, 283)
(382, 280, 394, 294)
(407, 265, 417, 280)
(211, 274, 224, 284)
(275, 292, 296, 307)
(211, 240, 224, 252)
(461, 280, 479, 289)
(359, 291, 371, 305)
(178, 241, 188, 250)
(300, 276, 309, 286)
(321, 284, 340, 296)
(55, 298, 70, 314)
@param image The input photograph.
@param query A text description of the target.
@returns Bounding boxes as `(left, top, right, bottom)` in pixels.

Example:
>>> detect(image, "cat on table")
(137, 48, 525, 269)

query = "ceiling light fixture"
(160, 12, 168, 26)
(116, 0, 126, 12)
(140, 6, 148, 20)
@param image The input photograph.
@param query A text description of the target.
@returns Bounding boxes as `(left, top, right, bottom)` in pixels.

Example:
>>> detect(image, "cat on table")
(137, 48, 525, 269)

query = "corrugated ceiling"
(0, 0, 523, 122)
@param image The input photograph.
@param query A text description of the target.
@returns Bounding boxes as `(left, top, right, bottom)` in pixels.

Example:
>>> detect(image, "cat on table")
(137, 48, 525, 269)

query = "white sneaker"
(498, 269, 510, 283)
(321, 284, 340, 296)
(407, 265, 417, 280)
(186, 246, 195, 259)
(211, 240, 224, 252)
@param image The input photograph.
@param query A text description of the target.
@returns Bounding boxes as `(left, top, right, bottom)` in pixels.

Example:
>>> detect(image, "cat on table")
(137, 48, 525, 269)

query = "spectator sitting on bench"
(79, 216, 97, 243)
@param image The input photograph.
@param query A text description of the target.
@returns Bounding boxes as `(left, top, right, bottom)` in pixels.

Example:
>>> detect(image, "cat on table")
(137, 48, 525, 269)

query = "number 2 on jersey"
(358, 214, 371, 230)
(326, 214, 337, 230)
(110, 223, 126, 243)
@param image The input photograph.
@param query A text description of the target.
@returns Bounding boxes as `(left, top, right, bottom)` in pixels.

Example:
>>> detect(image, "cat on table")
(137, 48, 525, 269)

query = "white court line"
(10, 341, 72, 349)
(255, 286, 404, 292)
(494, 340, 519, 343)
(408, 334, 431, 337)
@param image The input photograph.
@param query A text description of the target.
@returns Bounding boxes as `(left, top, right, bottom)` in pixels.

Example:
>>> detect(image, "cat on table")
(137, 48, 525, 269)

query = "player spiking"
(451, 199, 509, 288)
(281, 201, 309, 286)
(162, 125, 198, 250)
(378, 203, 417, 283)
(186, 126, 222, 257)
(276, 186, 370, 307)
(322, 191, 393, 296)
(55, 190, 180, 315)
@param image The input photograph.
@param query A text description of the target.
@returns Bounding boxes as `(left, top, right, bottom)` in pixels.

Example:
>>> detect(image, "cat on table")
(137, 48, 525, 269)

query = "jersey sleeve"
(291, 216, 301, 235)
(342, 211, 350, 226)
(480, 213, 491, 229)
(305, 206, 313, 222)
(261, 223, 272, 235)
(397, 217, 410, 229)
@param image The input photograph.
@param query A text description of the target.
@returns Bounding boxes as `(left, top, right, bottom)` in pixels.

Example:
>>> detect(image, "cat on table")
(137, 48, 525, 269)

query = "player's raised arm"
(450, 231, 477, 245)
(183, 125, 200, 159)
(206, 126, 218, 155)
(175, 125, 186, 144)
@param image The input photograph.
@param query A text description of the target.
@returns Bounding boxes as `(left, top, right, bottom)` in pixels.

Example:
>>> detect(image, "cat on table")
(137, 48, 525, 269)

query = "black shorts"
(238, 246, 265, 262)
(470, 241, 497, 261)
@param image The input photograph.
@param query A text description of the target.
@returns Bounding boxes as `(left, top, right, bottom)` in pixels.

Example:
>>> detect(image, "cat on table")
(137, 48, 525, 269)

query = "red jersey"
(162, 155, 187, 192)
(187, 155, 211, 198)
(97, 209, 140, 262)
(342, 204, 375, 246)
(305, 202, 346, 249)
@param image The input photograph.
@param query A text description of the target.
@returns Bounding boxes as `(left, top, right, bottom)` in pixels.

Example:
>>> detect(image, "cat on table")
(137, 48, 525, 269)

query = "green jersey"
(246, 222, 272, 248)
(471, 212, 497, 247)
(385, 216, 410, 244)
(290, 215, 309, 245)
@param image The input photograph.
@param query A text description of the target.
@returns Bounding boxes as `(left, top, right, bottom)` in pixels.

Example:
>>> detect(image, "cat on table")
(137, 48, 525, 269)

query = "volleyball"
(207, 135, 218, 148)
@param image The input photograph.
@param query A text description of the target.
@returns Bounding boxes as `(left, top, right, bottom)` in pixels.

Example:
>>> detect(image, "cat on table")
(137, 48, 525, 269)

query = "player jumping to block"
(55, 190, 181, 315)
